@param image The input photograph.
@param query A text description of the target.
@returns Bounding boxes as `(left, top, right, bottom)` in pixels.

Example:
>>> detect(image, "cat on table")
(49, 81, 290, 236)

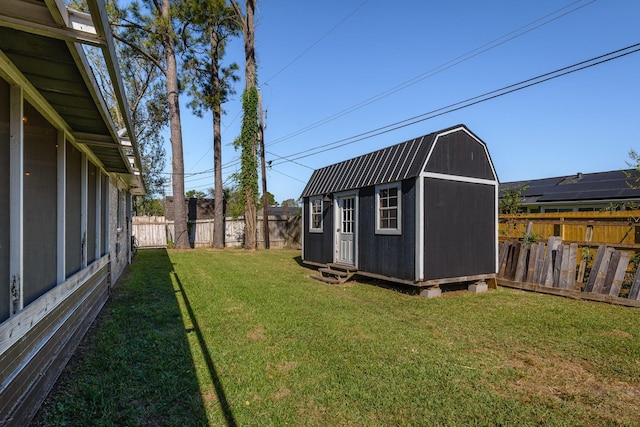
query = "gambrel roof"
(301, 124, 495, 198)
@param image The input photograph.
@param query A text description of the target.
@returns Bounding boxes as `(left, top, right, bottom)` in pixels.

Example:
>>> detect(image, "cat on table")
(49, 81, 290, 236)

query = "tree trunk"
(242, 0, 257, 250)
(210, 28, 225, 249)
(162, 0, 189, 249)
(243, 0, 256, 89)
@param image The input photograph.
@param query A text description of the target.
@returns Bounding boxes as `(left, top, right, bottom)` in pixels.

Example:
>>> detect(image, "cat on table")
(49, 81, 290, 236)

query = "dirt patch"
(273, 387, 291, 400)
(496, 351, 640, 424)
(246, 325, 266, 341)
(276, 361, 299, 373)
(601, 329, 633, 339)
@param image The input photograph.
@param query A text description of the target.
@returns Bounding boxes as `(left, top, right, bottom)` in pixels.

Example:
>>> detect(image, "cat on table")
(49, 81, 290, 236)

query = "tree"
(231, 0, 259, 250)
(114, 0, 190, 248)
(180, 0, 239, 249)
(281, 198, 299, 208)
(186, 189, 207, 198)
(68, 1, 168, 217)
(280, 198, 301, 216)
(257, 192, 277, 210)
(223, 185, 245, 219)
(499, 185, 529, 214)
(137, 198, 164, 216)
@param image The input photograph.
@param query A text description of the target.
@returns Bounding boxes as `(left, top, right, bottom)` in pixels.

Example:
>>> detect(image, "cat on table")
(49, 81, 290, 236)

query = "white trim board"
(421, 172, 498, 186)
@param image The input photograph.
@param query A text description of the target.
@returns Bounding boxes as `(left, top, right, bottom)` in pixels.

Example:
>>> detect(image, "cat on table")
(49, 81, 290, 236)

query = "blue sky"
(171, 0, 640, 203)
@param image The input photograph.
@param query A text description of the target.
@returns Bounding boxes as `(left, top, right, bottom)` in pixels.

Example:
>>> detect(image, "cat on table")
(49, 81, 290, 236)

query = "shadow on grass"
(171, 268, 237, 427)
(31, 248, 232, 426)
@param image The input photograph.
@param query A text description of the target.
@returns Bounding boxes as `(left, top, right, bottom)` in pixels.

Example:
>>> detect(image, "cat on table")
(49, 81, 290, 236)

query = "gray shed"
(301, 124, 499, 287)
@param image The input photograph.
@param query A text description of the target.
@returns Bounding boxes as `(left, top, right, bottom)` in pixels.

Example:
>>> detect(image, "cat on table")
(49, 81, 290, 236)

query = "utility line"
(264, 0, 598, 148)
(174, 0, 596, 178)
(268, 167, 307, 184)
(269, 42, 640, 167)
(261, 0, 369, 86)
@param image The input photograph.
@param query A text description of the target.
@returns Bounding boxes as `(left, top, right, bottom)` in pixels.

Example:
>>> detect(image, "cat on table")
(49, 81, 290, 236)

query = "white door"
(337, 195, 356, 266)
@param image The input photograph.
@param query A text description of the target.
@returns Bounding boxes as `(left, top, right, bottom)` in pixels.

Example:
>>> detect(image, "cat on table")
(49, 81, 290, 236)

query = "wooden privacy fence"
(499, 210, 640, 248)
(132, 216, 301, 249)
(497, 237, 640, 307)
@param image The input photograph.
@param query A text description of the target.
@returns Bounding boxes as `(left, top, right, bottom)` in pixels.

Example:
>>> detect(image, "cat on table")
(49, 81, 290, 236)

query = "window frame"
(375, 182, 402, 235)
(309, 196, 324, 233)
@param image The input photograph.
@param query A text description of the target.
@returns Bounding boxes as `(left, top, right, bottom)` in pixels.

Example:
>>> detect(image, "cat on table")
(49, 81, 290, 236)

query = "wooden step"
(311, 274, 340, 284)
(319, 267, 349, 277)
(327, 263, 358, 273)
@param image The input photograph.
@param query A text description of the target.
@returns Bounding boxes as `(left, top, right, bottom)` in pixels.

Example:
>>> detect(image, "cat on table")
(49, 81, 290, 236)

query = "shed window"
(376, 183, 401, 235)
(310, 197, 323, 232)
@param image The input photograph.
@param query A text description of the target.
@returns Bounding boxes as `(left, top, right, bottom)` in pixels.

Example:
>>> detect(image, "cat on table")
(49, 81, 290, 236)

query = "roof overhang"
(0, 0, 145, 195)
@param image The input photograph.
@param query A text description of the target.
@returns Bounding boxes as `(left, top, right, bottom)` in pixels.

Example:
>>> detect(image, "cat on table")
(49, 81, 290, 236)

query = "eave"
(0, 0, 144, 195)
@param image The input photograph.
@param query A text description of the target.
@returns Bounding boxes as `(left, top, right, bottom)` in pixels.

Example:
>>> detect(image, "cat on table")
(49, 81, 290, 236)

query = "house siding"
(0, 78, 8, 321)
(357, 180, 416, 280)
(423, 178, 496, 280)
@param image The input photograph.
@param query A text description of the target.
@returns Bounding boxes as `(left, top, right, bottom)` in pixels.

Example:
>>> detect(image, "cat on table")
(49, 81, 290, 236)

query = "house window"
(376, 183, 401, 235)
(310, 197, 323, 232)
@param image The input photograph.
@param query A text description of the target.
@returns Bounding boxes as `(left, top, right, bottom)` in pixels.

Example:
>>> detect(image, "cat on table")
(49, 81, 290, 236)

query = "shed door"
(336, 195, 356, 266)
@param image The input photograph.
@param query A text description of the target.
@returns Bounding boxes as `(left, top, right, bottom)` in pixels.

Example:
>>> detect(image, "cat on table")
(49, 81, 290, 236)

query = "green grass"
(34, 249, 640, 426)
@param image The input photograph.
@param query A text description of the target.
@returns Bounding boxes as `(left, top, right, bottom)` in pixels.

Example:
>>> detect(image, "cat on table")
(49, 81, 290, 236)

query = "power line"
(269, 167, 307, 184)
(264, 0, 597, 148)
(261, 0, 370, 86)
(269, 42, 640, 167)
(175, 0, 597, 178)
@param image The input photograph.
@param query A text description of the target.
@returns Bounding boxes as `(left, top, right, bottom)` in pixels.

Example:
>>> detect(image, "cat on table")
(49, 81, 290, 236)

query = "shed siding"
(423, 178, 496, 280)
(303, 199, 334, 264)
(357, 180, 416, 280)
(23, 102, 57, 305)
(426, 131, 495, 180)
(0, 77, 9, 322)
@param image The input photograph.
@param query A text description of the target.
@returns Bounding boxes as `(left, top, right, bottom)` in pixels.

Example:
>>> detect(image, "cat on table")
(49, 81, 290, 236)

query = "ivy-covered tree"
(180, 0, 239, 248)
(231, 0, 259, 250)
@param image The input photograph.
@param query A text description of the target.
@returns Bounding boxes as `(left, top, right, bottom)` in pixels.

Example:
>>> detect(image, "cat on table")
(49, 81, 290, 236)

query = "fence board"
(629, 269, 640, 300)
(533, 242, 546, 284)
(133, 216, 302, 249)
(590, 247, 615, 294)
(584, 246, 605, 293)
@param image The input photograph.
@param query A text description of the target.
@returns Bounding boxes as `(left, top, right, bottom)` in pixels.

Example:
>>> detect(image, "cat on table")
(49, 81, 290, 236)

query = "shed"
(301, 124, 499, 288)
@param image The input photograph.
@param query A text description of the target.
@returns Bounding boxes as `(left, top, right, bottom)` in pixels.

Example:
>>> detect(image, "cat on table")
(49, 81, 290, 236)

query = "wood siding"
(357, 180, 416, 280)
(303, 199, 334, 264)
(426, 131, 495, 180)
(0, 258, 110, 426)
(500, 210, 640, 247)
(0, 77, 9, 321)
(423, 178, 496, 281)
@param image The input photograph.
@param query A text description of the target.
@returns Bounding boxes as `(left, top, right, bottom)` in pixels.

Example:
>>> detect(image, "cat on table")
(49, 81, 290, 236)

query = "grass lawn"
(34, 248, 640, 426)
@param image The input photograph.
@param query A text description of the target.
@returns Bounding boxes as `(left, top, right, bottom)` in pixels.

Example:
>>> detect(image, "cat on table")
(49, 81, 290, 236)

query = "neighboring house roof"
(0, 0, 144, 194)
(500, 169, 640, 205)
(301, 124, 490, 198)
